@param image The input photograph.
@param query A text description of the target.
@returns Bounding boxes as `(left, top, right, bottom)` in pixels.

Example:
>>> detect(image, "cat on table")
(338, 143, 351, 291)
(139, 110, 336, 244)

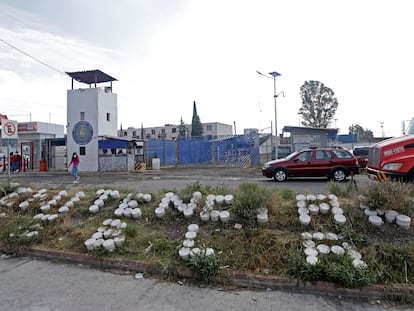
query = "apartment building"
(119, 122, 233, 140)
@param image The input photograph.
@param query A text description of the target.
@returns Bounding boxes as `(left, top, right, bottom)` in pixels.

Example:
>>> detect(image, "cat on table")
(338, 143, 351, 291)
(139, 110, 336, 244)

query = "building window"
(79, 146, 86, 155)
(80, 112, 85, 120)
(161, 129, 166, 134)
(172, 128, 177, 133)
(151, 129, 155, 135)
(123, 131, 127, 136)
(106, 113, 110, 121)
(206, 125, 212, 131)
(132, 131, 136, 137)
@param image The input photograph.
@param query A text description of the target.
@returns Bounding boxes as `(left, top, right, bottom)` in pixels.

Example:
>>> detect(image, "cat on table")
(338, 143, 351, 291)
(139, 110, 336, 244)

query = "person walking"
(67, 152, 80, 183)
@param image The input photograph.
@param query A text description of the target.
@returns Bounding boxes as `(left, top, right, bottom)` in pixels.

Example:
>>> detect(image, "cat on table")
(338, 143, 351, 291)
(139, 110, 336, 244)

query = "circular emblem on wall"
(72, 121, 93, 145)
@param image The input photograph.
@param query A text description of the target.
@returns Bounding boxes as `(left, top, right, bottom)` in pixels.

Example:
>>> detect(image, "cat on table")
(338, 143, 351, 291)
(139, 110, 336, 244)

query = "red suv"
(261, 147, 360, 182)
(352, 146, 369, 168)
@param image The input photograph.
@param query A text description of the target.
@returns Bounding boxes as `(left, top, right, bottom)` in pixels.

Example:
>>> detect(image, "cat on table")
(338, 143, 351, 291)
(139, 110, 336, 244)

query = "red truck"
(366, 120, 414, 182)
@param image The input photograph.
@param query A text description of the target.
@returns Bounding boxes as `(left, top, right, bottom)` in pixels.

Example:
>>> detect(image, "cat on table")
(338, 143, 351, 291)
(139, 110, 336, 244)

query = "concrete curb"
(2, 245, 413, 302)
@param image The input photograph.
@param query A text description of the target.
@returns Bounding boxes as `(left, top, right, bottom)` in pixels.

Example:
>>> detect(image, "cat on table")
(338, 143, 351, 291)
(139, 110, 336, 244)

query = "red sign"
(18, 122, 38, 132)
(2, 120, 18, 139)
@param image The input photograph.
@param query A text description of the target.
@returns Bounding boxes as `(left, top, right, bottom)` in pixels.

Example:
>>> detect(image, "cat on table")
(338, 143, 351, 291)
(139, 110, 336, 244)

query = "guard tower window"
(80, 112, 85, 120)
(79, 146, 86, 155)
(106, 113, 110, 121)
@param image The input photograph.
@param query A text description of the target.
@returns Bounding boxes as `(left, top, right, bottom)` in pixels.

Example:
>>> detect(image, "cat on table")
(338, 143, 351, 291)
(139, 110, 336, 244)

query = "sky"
(0, 0, 413, 138)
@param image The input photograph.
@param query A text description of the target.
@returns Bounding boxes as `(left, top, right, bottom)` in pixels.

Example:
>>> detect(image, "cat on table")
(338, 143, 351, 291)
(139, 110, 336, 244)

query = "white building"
(0, 121, 64, 171)
(119, 122, 233, 140)
(66, 70, 118, 172)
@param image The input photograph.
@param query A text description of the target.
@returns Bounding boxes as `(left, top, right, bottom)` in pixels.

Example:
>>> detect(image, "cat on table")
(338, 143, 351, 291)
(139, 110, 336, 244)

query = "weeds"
(188, 252, 221, 282)
(363, 181, 414, 212)
(287, 250, 382, 287)
(279, 188, 295, 200)
(328, 180, 357, 198)
(362, 242, 414, 284)
(335, 224, 368, 247)
(0, 182, 18, 198)
(232, 183, 270, 228)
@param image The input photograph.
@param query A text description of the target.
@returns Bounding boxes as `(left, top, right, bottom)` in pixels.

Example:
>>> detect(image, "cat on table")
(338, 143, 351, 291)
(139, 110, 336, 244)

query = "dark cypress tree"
(191, 101, 203, 136)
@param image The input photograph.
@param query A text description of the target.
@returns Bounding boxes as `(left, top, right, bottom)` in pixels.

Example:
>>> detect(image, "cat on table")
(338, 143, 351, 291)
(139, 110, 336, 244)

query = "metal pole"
(273, 76, 278, 159)
(256, 70, 281, 159)
(7, 139, 10, 182)
(270, 120, 273, 162)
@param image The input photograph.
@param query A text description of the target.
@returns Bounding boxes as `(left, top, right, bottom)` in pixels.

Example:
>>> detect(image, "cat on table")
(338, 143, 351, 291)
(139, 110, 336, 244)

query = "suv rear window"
(332, 149, 353, 159)
(353, 147, 368, 156)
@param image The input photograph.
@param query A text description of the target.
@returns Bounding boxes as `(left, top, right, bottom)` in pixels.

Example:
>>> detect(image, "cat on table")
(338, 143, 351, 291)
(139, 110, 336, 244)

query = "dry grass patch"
(1, 180, 414, 289)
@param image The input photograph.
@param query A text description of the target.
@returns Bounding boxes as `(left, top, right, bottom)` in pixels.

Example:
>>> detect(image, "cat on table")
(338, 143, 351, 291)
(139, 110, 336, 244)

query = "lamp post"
(257, 70, 282, 159)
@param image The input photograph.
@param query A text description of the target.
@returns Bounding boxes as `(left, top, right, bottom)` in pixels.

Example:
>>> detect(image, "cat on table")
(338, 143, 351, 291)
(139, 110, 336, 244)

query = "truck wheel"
(273, 169, 287, 182)
(331, 169, 346, 182)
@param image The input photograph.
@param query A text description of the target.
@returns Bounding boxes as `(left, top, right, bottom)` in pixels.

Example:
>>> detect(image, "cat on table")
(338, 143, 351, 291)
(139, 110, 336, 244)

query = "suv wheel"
(405, 170, 414, 183)
(331, 169, 346, 182)
(273, 169, 287, 182)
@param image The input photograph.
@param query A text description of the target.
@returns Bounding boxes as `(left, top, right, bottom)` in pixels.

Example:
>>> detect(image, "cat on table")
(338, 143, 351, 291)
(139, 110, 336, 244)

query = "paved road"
(0, 166, 373, 194)
(0, 255, 407, 311)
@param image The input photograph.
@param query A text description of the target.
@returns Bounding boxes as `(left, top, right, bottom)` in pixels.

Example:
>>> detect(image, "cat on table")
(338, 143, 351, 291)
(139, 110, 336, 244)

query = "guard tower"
(66, 69, 118, 172)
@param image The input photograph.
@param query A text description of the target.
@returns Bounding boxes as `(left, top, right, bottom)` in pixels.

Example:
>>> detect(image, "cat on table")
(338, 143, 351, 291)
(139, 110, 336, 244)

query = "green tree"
(191, 101, 203, 137)
(349, 124, 374, 142)
(298, 80, 339, 128)
(178, 117, 187, 138)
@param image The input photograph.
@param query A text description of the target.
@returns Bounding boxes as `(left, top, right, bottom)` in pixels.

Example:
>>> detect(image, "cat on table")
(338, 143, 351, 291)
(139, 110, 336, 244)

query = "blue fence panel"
(163, 140, 176, 166)
(145, 139, 175, 166)
(178, 137, 212, 165)
(177, 139, 192, 165)
(145, 134, 260, 167)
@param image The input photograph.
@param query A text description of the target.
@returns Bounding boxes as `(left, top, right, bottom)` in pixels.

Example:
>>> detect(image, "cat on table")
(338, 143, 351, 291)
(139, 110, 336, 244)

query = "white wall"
(36, 122, 64, 137)
(97, 88, 118, 136)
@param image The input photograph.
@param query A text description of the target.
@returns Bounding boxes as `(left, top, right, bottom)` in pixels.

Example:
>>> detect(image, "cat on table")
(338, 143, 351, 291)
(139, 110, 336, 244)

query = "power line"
(0, 38, 66, 76)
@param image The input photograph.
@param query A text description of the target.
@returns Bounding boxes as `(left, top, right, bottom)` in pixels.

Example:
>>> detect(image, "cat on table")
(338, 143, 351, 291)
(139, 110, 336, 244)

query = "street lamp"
(257, 70, 282, 159)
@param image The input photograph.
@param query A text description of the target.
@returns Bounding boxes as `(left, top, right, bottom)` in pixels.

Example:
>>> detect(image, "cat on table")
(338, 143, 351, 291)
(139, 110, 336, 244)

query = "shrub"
(287, 250, 324, 282)
(279, 188, 295, 200)
(0, 182, 18, 198)
(328, 180, 357, 198)
(177, 181, 208, 203)
(1, 217, 41, 250)
(322, 254, 382, 287)
(187, 181, 207, 195)
(233, 183, 270, 228)
(363, 181, 414, 212)
(188, 253, 221, 282)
